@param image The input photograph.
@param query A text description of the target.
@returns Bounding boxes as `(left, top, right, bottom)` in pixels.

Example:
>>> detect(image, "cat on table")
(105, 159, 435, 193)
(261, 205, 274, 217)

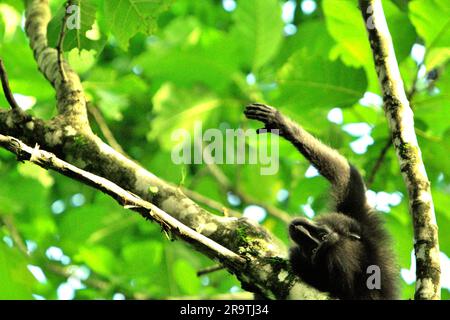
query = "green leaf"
(0, 31, 54, 103)
(147, 150, 186, 184)
(323, 0, 415, 66)
(419, 131, 450, 180)
(414, 69, 450, 137)
(75, 245, 117, 277)
(385, 204, 414, 268)
(276, 51, 367, 110)
(231, 0, 284, 70)
(17, 162, 54, 188)
(436, 215, 450, 256)
(289, 176, 328, 210)
(83, 68, 148, 120)
(278, 20, 335, 64)
(0, 3, 21, 40)
(0, 1, 24, 13)
(134, 17, 239, 92)
(104, 0, 173, 50)
(322, 0, 369, 67)
(149, 84, 221, 150)
(0, 242, 35, 299)
(59, 204, 117, 253)
(67, 48, 97, 74)
(47, 0, 101, 52)
(173, 259, 200, 295)
(122, 241, 163, 275)
(409, 0, 450, 68)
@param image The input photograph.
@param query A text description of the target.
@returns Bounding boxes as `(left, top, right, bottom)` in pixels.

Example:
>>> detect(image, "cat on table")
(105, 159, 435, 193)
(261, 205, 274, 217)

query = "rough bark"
(359, 0, 441, 300)
(0, 0, 331, 299)
(0, 133, 247, 267)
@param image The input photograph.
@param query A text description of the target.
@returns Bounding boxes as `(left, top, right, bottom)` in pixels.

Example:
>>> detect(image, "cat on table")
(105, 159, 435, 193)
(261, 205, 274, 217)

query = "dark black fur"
(245, 103, 398, 300)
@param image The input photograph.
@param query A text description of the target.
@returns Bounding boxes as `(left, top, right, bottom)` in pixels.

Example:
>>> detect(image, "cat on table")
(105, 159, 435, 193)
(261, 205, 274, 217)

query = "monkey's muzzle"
(289, 218, 333, 249)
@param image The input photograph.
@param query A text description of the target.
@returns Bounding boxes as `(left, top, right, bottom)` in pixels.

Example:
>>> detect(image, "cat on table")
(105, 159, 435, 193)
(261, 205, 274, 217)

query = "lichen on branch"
(359, 0, 441, 300)
(0, 0, 333, 300)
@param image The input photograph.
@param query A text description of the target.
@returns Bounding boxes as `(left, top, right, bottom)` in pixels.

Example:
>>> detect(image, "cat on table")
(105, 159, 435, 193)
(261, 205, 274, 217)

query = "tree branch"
(0, 59, 20, 110)
(359, 0, 441, 300)
(20, 0, 259, 257)
(0, 0, 334, 299)
(0, 133, 245, 269)
(0, 214, 28, 255)
(44, 263, 110, 292)
(180, 187, 241, 218)
(87, 103, 126, 155)
(56, 1, 70, 82)
(196, 264, 225, 277)
(366, 62, 423, 188)
(87, 102, 240, 218)
(0, 129, 330, 299)
(25, 0, 89, 126)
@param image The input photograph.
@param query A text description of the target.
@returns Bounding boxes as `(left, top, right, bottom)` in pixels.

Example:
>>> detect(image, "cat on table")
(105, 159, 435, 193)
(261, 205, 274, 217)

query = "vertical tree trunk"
(359, 0, 441, 300)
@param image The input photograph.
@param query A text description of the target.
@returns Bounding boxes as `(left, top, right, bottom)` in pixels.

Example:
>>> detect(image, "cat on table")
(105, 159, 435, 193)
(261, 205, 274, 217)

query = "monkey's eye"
(348, 233, 361, 240)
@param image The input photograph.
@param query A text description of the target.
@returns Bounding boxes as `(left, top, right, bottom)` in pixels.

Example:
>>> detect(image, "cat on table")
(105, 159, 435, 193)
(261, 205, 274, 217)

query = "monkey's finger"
(245, 106, 273, 115)
(244, 108, 270, 116)
(244, 113, 271, 123)
(244, 109, 272, 119)
(246, 103, 274, 112)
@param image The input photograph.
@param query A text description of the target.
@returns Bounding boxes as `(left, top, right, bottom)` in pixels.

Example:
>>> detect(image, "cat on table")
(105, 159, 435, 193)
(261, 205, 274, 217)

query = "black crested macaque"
(244, 103, 398, 300)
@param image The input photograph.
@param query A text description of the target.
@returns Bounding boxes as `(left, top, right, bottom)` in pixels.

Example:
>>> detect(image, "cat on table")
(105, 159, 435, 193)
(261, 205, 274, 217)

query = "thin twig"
(366, 138, 391, 188)
(196, 264, 225, 277)
(204, 159, 233, 189)
(181, 187, 241, 218)
(87, 103, 126, 155)
(44, 263, 110, 291)
(0, 215, 28, 255)
(234, 190, 291, 224)
(56, 1, 70, 82)
(0, 59, 20, 110)
(0, 134, 246, 268)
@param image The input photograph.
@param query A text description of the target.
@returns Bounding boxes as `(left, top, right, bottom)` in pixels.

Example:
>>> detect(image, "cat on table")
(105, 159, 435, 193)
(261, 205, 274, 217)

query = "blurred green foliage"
(0, 0, 449, 300)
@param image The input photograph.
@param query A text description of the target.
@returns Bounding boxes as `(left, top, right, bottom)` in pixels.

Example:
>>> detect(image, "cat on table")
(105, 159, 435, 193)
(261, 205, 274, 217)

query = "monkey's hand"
(244, 103, 287, 135)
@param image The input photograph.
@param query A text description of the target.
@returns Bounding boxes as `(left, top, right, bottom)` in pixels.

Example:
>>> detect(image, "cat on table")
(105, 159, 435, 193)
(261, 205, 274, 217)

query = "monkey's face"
(289, 214, 363, 267)
(289, 217, 339, 262)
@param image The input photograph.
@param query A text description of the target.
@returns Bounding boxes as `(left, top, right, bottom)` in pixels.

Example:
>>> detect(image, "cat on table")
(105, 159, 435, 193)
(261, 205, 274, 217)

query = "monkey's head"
(289, 213, 366, 286)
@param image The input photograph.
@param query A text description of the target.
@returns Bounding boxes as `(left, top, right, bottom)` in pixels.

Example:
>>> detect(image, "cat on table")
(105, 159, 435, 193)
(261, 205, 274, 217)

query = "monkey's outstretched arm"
(244, 103, 367, 215)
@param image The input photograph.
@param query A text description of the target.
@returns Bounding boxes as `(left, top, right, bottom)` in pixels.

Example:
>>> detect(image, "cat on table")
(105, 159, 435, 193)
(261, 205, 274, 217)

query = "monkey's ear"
(348, 233, 361, 240)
